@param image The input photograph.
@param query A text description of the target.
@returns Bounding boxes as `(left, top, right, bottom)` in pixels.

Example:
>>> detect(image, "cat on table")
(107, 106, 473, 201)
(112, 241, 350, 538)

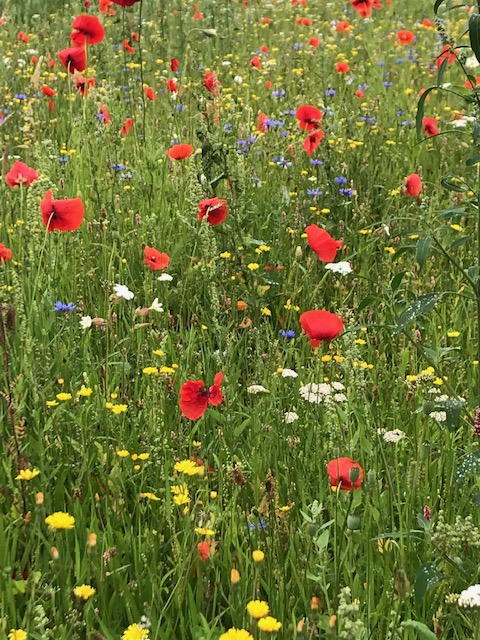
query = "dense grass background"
(0, 0, 480, 638)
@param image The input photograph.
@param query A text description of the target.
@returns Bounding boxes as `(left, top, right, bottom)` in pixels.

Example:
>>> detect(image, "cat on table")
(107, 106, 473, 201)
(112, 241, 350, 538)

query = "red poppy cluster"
(295, 105, 324, 156)
(305, 225, 342, 262)
(143, 247, 170, 271)
(59, 15, 105, 75)
(179, 372, 224, 420)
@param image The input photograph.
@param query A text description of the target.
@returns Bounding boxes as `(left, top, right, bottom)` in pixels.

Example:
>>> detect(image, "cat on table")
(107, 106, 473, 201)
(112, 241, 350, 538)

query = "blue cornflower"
(54, 301, 76, 312)
(14, 94, 27, 100)
(224, 123, 233, 132)
(59, 157, 68, 163)
(176, 104, 186, 112)
(325, 88, 336, 97)
(272, 156, 292, 168)
(272, 89, 286, 99)
(334, 176, 348, 185)
(310, 159, 324, 166)
(307, 188, 323, 197)
(383, 81, 393, 88)
(281, 329, 296, 338)
(339, 188, 354, 197)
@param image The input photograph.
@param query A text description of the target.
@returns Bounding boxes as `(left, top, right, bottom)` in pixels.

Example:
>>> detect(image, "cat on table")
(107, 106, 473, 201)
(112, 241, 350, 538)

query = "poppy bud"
(346, 514, 361, 530)
(50, 547, 59, 561)
(295, 245, 302, 259)
(349, 466, 360, 485)
(230, 568, 240, 584)
(201, 28, 217, 37)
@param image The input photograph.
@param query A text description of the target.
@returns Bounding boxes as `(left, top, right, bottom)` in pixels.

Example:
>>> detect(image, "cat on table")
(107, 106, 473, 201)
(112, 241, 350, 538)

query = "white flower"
(157, 273, 173, 282)
(466, 55, 480, 69)
(113, 284, 134, 300)
(333, 393, 347, 403)
(429, 411, 447, 423)
(380, 429, 405, 443)
(299, 383, 331, 404)
(233, 75, 243, 84)
(325, 261, 352, 276)
(80, 316, 92, 329)
(281, 368, 298, 378)
(247, 384, 269, 394)
(284, 411, 299, 424)
(222, 60, 231, 66)
(331, 381, 345, 391)
(149, 298, 164, 313)
(458, 584, 480, 608)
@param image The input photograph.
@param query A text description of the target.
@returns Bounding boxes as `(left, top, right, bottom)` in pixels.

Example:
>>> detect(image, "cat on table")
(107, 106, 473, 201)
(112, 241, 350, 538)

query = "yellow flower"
(143, 367, 158, 375)
(257, 617, 282, 632)
(355, 339, 366, 345)
(46, 400, 59, 407)
(117, 449, 130, 458)
(220, 251, 232, 258)
(73, 584, 96, 600)
(450, 224, 463, 231)
(261, 307, 271, 316)
(230, 568, 240, 584)
(121, 624, 149, 640)
(141, 492, 161, 501)
(195, 527, 215, 536)
(108, 403, 128, 414)
(174, 459, 204, 476)
(447, 331, 460, 338)
(220, 629, 253, 640)
(56, 392, 72, 401)
(16, 468, 40, 481)
(76, 386, 93, 397)
(45, 511, 75, 531)
(247, 263, 260, 270)
(252, 549, 265, 563)
(247, 600, 270, 619)
(159, 366, 175, 375)
(8, 630, 27, 640)
(153, 349, 165, 356)
(138, 453, 150, 461)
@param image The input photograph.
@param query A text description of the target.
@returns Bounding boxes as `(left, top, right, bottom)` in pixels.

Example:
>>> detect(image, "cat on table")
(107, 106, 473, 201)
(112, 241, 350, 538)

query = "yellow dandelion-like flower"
(252, 549, 265, 563)
(247, 600, 269, 619)
(8, 630, 27, 640)
(73, 584, 96, 601)
(261, 307, 271, 316)
(138, 453, 150, 461)
(195, 527, 215, 536)
(117, 449, 130, 458)
(257, 617, 282, 632)
(45, 511, 75, 531)
(141, 492, 161, 501)
(447, 331, 460, 338)
(142, 367, 158, 375)
(56, 392, 72, 401)
(16, 468, 40, 481)
(220, 629, 253, 640)
(174, 459, 204, 476)
(46, 400, 59, 407)
(121, 623, 149, 640)
(153, 349, 165, 356)
(76, 386, 93, 397)
(108, 403, 128, 414)
(247, 262, 260, 271)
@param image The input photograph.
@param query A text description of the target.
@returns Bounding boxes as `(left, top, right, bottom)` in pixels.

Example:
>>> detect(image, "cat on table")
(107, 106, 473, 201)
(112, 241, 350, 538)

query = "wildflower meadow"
(4, 0, 480, 637)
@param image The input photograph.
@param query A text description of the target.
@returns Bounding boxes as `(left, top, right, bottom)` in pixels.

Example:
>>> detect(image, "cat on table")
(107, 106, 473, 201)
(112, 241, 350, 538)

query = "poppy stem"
(28, 214, 54, 322)
(137, 0, 146, 142)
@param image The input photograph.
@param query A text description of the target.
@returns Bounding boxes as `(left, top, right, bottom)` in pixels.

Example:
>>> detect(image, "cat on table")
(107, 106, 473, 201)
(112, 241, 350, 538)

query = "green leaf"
(470, 13, 480, 64)
(436, 56, 450, 87)
(455, 452, 480, 485)
(434, 0, 447, 13)
(414, 562, 445, 602)
(358, 294, 384, 312)
(415, 237, 431, 270)
(440, 174, 469, 192)
(400, 620, 437, 640)
(434, 398, 466, 431)
(394, 293, 440, 334)
(450, 236, 469, 250)
(416, 87, 436, 141)
(390, 271, 406, 293)
(466, 155, 480, 166)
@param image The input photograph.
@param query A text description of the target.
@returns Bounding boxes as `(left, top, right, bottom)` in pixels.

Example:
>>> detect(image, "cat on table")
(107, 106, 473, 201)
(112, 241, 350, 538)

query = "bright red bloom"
(99, 104, 111, 125)
(464, 76, 480, 89)
(193, 12, 204, 20)
(203, 71, 221, 95)
(179, 372, 223, 420)
(250, 56, 261, 68)
(397, 30, 414, 46)
(171, 57, 179, 71)
(303, 129, 324, 156)
(422, 18, 435, 28)
(143, 246, 170, 270)
(299, 309, 344, 347)
(436, 44, 457, 68)
(405, 174, 422, 196)
(41, 84, 56, 97)
(423, 117, 438, 137)
(166, 78, 179, 92)
(0, 243, 12, 262)
(336, 61, 349, 74)
(198, 197, 228, 226)
(74, 76, 95, 96)
(351, 0, 373, 17)
(99, 0, 116, 15)
(336, 20, 351, 32)
(197, 540, 212, 562)
(355, 89, 364, 99)
(71, 15, 105, 46)
(309, 37, 320, 48)
(296, 105, 322, 131)
(110, 0, 141, 5)
(123, 38, 135, 54)
(5, 161, 38, 188)
(58, 47, 87, 73)
(166, 144, 194, 160)
(327, 458, 364, 490)
(306, 225, 342, 262)
(40, 190, 85, 232)
(121, 117, 133, 135)
(145, 86, 156, 100)
(17, 31, 29, 43)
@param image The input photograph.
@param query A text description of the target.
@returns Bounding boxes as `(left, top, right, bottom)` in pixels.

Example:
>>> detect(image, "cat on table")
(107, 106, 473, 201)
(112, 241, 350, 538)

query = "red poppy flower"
(5, 161, 38, 188)
(351, 0, 373, 17)
(299, 309, 344, 347)
(40, 190, 85, 232)
(166, 78, 179, 92)
(423, 117, 438, 137)
(166, 144, 194, 160)
(250, 56, 261, 68)
(305, 225, 342, 262)
(58, 47, 87, 74)
(309, 37, 320, 48)
(17, 31, 29, 43)
(436, 44, 457, 68)
(422, 18, 435, 28)
(179, 372, 223, 420)
(99, 104, 111, 125)
(123, 39, 135, 54)
(464, 77, 480, 89)
(41, 84, 56, 97)
(327, 458, 363, 490)
(143, 246, 170, 270)
(171, 57, 179, 72)
(355, 89, 364, 99)
(145, 86, 156, 101)
(99, 0, 116, 14)
(71, 15, 105, 46)
(121, 117, 133, 136)
(336, 20, 351, 32)
(203, 71, 221, 95)
(74, 76, 95, 96)
(303, 129, 324, 156)
(397, 30, 414, 46)
(197, 540, 212, 562)
(336, 61, 349, 74)
(110, 0, 141, 5)
(295, 105, 323, 131)
(198, 197, 228, 226)
(405, 174, 422, 197)
(0, 243, 12, 262)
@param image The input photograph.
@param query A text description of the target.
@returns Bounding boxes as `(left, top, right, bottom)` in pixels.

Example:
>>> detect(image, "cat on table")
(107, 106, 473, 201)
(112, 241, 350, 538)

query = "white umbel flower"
(458, 584, 480, 608)
(113, 284, 134, 300)
(325, 261, 352, 275)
